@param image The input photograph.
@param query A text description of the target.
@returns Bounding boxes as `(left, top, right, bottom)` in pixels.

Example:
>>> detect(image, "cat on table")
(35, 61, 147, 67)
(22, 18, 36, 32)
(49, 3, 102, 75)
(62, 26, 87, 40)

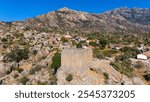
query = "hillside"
(0, 7, 150, 85)
(24, 7, 150, 34)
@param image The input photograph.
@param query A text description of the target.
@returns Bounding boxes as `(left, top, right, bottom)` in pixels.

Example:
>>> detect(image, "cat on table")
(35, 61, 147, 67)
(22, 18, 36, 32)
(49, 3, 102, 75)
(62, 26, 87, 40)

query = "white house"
(137, 51, 150, 60)
(137, 54, 148, 60)
(64, 35, 72, 39)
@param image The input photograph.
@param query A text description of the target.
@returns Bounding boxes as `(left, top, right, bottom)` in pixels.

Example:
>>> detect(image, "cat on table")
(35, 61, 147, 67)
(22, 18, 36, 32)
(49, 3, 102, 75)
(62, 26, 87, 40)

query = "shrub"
(110, 54, 133, 77)
(19, 76, 29, 85)
(1, 38, 8, 43)
(66, 74, 73, 82)
(89, 41, 97, 47)
(2, 44, 8, 48)
(37, 81, 48, 85)
(51, 53, 61, 74)
(15, 68, 24, 73)
(50, 75, 57, 85)
(13, 74, 19, 78)
(93, 48, 104, 59)
(99, 38, 109, 49)
(61, 37, 68, 43)
(143, 74, 150, 81)
(29, 65, 42, 74)
(32, 50, 38, 56)
(103, 49, 117, 57)
(23, 26, 30, 31)
(103, 72, 109, 79)
(5, 46, 29, 68)
(115, 54, 129, 61)
(76, 42, 82, 48)
(120, 46, 141, 58)
(71, 40, 77, 46)
(6, 70, 11, 75)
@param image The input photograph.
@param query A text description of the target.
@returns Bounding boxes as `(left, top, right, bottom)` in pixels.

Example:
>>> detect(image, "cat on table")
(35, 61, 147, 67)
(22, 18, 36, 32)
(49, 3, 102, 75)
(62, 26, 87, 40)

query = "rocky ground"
(57, 59, 147, 85)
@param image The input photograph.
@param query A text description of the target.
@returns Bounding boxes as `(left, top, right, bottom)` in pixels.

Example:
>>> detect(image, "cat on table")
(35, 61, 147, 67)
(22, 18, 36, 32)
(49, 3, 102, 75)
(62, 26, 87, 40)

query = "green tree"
(89, 41, 97, 47)
(51, 53, 61, 74)
(110, 54, 134, 84)
(99, 38, 109, 49)
(61, 37, 68, 43)
(143, 74, 150, 81)
(19, 76, 29, 85)
(103, 72, 109, 80)
(76, 42, 82, 48)
(4, 46, 29, 68)
(120, 46, 141, 58)
(93, 48, 104, 59)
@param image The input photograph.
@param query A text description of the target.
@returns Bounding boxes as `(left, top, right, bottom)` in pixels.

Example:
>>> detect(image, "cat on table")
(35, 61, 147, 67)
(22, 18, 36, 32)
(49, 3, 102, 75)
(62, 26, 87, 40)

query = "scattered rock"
(35, 49, 49, 61)
(131, 77, 145, 85)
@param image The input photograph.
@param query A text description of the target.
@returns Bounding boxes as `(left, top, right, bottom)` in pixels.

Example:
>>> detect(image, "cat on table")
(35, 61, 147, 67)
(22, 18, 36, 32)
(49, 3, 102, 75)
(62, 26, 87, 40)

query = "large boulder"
(35, 49, 49, 61)
(131, 77, 145, 85)
(0, 61, 17, 78)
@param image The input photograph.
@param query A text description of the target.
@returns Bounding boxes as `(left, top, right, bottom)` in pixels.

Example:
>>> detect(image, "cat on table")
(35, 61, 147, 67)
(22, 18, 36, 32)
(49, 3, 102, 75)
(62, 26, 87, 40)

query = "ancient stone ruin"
(61, 48, 93, 73)
(57, 48, 105, 85)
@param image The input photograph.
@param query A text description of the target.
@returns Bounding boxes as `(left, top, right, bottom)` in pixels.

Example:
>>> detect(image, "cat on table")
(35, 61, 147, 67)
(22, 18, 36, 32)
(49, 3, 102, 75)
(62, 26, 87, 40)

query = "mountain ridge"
(2, 7, 150, 34)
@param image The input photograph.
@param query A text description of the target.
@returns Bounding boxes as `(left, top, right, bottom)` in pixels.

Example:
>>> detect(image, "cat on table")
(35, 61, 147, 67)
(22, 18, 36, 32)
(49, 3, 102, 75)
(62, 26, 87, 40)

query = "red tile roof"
(143, 51, 150, 57)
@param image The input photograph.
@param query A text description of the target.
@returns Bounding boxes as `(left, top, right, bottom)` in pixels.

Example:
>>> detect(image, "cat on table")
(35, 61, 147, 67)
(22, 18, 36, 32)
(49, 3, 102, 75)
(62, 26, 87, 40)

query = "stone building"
(61, 48, 93, 73)
(57, 48, 105, 85)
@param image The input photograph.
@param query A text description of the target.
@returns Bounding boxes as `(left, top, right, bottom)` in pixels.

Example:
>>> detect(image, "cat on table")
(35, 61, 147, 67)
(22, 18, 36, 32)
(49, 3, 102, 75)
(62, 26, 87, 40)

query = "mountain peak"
(58, 7, 71, 11)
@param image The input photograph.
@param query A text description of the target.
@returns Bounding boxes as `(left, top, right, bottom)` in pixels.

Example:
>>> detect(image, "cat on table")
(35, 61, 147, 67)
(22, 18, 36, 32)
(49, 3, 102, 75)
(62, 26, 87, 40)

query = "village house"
(137, 51, 150, 60)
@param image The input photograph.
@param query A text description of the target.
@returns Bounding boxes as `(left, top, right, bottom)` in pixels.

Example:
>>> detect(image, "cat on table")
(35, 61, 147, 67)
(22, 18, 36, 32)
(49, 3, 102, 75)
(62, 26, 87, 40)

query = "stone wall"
(61, 48, 93, 73)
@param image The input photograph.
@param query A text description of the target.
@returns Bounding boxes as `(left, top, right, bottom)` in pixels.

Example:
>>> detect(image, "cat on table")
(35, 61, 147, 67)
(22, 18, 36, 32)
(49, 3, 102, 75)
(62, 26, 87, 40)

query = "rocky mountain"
(24, 7, 150, 34)
(0, 7, 150, 85)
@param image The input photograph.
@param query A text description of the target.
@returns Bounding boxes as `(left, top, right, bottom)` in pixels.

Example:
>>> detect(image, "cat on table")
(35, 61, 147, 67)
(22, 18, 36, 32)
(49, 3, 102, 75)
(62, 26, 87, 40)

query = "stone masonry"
(61, 48, 93, 73)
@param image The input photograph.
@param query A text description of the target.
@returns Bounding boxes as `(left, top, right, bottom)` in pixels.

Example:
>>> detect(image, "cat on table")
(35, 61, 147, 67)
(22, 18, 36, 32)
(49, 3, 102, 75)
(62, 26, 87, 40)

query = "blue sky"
(0, 0, 150, 21)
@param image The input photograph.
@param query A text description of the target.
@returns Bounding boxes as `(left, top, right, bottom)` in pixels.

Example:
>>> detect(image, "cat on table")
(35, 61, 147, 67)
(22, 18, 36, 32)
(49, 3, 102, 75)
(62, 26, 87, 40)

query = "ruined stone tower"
(61, 48, 93, 73)
(57, 48, 104, 85)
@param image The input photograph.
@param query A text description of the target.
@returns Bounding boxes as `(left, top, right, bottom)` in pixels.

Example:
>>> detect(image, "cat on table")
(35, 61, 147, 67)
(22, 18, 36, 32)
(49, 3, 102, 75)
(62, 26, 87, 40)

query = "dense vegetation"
(110, 54, 133, 78)
(4, 46, 29, 68)
(51, 52, 61, 74)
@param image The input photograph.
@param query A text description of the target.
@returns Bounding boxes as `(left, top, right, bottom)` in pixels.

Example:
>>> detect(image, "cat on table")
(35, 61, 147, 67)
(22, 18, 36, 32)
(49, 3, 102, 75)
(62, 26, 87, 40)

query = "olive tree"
(4, 46, 29, 68)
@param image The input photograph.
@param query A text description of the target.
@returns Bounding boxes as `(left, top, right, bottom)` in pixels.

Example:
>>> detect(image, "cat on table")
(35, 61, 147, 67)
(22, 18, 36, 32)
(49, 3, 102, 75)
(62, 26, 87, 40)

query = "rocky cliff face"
(24, 7, 150, 34)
